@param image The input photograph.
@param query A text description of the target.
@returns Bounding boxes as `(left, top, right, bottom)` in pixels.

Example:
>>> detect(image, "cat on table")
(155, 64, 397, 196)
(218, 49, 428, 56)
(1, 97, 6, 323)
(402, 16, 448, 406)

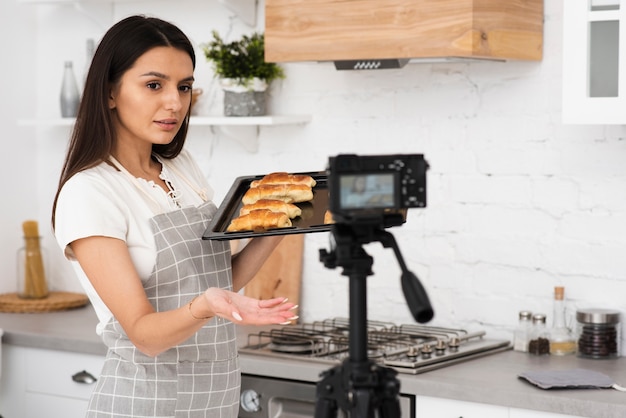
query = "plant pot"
(223, 91, 266, 116)
(221, 78, 268, 117)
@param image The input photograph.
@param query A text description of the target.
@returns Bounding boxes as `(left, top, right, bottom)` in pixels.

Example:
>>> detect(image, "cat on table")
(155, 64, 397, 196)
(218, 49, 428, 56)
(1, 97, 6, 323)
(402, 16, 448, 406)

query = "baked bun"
(250, 172, 317, 188)
(324, 210, 335, 224)
(242, 184, 313, 205)
(240, 199, 302, 219)
(227, 209, 292, 232)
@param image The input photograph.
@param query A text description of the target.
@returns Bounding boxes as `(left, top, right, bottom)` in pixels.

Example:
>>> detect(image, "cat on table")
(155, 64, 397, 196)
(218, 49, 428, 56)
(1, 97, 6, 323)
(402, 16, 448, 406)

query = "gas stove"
(239, 317, 511, 375)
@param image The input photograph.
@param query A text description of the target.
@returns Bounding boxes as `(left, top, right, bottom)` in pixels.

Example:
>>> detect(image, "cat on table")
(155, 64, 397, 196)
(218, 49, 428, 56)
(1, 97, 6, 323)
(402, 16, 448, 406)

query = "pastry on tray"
(226, 209, 292, 232)
(250, 172, 317, 188)
(242, 184, 313, 205)
(239, 199, 302, 219)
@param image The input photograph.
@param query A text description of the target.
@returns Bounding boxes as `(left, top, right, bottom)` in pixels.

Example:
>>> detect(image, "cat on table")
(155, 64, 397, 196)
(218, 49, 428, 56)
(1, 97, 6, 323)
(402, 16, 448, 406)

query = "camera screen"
(339, 173, 396, 210)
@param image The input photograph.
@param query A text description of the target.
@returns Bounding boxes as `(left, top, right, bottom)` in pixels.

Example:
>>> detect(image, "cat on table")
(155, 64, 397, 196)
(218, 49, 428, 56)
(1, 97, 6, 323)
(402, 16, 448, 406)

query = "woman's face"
(109, 46, 194, 150)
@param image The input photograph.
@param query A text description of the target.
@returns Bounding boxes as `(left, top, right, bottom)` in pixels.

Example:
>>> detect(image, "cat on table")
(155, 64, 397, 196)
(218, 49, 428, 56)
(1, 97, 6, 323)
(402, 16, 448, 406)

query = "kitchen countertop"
(1, 306, 625, 418)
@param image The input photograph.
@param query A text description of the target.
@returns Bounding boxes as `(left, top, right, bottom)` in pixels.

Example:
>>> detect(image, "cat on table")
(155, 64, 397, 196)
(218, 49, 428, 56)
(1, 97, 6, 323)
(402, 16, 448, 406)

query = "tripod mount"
(315, 222, 434, 417)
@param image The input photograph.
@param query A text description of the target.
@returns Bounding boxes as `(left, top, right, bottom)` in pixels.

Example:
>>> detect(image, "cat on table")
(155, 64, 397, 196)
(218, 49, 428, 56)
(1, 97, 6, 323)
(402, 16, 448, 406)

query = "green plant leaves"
(201, 31, 285, 88)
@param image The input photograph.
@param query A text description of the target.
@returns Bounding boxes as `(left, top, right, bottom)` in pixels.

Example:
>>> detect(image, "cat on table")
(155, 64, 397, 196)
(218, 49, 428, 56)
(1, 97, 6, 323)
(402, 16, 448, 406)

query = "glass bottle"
(513, 310, 533, 352)
(17, 220, 49, 299)
(549, 286, 576, 355)
(60, 61, 80, 118)
(528, 313, 550, 355)
(83, 38, 95, 85)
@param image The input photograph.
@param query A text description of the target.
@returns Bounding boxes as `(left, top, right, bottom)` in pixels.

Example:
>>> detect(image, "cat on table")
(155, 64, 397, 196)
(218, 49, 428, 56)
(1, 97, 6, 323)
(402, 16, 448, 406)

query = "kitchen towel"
(519, 368, 626, 391)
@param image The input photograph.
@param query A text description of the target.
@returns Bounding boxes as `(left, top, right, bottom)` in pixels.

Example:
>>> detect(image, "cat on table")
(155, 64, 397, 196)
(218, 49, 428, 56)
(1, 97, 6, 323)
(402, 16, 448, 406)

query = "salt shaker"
(513, 310, 533, 352)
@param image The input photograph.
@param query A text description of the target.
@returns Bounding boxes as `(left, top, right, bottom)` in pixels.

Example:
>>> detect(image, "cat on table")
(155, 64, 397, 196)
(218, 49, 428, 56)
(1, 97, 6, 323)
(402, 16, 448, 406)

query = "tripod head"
(320, 222, 433, 324)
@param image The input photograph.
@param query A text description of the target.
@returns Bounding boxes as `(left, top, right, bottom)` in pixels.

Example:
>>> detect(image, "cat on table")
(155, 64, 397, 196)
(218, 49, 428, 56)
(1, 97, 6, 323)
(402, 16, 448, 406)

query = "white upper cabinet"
(563, 0, 626, 124)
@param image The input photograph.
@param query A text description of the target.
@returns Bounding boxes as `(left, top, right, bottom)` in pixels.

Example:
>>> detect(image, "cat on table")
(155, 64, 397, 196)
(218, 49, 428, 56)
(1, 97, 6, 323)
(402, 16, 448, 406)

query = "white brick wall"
(4, 0, 624, 354)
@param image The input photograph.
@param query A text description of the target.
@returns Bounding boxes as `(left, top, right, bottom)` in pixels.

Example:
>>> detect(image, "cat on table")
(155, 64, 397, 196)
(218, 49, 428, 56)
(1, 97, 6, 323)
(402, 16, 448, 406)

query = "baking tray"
(203, 171, 331, 241)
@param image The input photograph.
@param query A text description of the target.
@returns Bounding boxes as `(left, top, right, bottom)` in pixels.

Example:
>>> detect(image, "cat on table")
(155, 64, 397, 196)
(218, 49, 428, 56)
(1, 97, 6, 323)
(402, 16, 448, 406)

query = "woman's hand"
(202, 287, 298, 325)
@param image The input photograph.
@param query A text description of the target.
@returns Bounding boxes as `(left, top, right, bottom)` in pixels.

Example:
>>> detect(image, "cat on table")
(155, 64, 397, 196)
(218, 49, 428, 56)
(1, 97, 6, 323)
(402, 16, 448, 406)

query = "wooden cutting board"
(244, 234, 304, 310)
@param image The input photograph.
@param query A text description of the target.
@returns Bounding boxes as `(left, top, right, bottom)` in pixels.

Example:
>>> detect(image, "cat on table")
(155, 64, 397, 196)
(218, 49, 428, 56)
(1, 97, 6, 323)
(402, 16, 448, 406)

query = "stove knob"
(435, 339, 447, 356)
(407, 346, 420, 358)
(448, 337, 460, 352)
(240, 389, 261, 413)
(421, 344, 433, 359)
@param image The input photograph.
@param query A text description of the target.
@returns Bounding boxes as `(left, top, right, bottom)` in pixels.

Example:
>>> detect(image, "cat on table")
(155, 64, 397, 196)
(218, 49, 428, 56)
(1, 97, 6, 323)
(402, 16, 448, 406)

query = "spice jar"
(576, 308, 621, 359)
(528, 313, 550, 355)
(513, 310, 533, 352)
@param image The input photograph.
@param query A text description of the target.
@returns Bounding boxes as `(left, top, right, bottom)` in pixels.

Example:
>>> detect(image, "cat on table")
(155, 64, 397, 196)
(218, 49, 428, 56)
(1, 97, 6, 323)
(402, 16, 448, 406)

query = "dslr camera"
(327, 154, 428, 227)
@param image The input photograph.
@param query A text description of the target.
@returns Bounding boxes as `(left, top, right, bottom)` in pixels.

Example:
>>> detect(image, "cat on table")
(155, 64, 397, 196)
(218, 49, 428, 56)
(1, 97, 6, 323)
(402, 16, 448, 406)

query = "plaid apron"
(86, 161, 240, 417)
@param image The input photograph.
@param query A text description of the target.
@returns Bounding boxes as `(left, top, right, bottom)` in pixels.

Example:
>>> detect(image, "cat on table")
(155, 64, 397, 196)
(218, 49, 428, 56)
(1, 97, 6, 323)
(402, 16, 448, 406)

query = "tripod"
(315, 222, 434, 418)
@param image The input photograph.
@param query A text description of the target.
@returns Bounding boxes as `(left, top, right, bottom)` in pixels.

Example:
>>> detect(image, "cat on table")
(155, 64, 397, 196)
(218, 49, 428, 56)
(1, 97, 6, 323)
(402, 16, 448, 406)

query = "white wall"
(0, 1, 38, 296)
(4, 0, 625, 352)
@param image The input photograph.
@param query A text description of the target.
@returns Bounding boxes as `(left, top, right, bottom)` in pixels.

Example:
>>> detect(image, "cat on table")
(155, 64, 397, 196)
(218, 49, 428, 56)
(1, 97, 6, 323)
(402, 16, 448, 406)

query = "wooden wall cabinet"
(265, 0, 543, 63)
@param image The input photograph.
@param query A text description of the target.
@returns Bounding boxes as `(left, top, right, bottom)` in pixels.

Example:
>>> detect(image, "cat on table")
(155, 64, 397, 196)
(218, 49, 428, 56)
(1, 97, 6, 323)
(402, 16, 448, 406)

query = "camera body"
(327, 154, 428, 226)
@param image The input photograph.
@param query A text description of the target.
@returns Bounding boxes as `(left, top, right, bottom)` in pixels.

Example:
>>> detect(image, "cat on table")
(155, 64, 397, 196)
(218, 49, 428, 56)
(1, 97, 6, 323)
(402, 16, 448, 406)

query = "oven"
(237, 317, 510, 417)
(239, 374, 414, 417)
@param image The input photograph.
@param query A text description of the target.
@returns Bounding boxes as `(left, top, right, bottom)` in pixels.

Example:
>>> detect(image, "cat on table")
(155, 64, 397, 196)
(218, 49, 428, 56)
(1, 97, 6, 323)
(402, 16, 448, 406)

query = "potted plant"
(202, 31, 285, 116)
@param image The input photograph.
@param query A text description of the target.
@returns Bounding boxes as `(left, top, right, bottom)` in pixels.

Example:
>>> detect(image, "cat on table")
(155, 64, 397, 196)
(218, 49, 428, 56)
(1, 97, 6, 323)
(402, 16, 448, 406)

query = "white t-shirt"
(55, 150, 214, 335)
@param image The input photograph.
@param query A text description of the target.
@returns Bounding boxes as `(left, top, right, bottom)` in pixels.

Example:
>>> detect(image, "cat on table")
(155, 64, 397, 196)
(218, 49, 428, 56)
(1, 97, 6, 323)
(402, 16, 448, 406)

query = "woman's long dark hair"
(51, 15, 196, 228)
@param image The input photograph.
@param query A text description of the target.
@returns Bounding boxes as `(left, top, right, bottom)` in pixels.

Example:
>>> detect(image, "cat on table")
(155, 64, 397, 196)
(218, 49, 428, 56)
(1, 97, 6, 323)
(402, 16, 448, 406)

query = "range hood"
(332, 57, 505, 71)
(333, 59, 410, 70)
(265, 0, 543, 69)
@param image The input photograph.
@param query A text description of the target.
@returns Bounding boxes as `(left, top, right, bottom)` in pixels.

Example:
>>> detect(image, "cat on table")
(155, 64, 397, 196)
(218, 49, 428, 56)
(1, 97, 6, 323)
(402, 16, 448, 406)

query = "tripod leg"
(351, 391, 375, 418)
(378, 397, 401, 418)
(378, 367, 402, 418)
(315, 397, 337, 418)
(316, 367, 341, 418)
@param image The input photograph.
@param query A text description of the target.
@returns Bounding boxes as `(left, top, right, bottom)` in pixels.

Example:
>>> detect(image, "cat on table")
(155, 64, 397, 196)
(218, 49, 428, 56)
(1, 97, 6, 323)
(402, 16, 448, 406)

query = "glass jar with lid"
(576, 308, 621, 359)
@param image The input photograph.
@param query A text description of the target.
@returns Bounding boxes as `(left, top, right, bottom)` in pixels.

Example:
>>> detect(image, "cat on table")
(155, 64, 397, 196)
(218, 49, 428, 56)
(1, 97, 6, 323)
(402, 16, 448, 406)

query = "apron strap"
(159, 156, 209, 202)
(108, 154, 209, 215)
(108, 155, 163, 215)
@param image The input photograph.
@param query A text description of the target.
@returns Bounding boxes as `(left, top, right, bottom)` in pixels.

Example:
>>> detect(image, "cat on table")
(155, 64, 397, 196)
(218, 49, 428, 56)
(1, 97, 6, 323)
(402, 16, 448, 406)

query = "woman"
(52, 15, 297, 417)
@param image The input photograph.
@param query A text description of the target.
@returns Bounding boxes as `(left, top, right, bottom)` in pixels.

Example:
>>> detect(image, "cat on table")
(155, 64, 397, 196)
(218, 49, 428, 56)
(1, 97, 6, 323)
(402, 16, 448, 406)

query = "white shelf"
(18, 115, 312, 152)
(18, 114, 312, 127)
(192, 115, 311, 126)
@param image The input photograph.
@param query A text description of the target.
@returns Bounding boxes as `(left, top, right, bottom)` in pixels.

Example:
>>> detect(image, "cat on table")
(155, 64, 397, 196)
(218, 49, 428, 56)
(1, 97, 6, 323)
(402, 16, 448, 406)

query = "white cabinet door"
(0, 344, 27, 417)
(0, 345, 104, 418)
(24, 346, 104, 418)
(510, 407, 585, 418)
(415, 396, 508, 418)
(562, 0, 626, 124)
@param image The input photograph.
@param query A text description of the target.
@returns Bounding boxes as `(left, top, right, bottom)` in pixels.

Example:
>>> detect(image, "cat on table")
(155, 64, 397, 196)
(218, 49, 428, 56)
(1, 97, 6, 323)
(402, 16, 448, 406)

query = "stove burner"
(240, 317, 511, 375)
(268, 336, 319, 354)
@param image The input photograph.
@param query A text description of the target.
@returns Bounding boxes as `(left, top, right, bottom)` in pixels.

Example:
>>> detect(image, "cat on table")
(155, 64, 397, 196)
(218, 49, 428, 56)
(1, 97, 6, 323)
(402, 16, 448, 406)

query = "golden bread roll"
(227, 209, 292, 232)
(324, 210, 335, 224)
(242, 184, 313, 205)
(250, 172, 317, 188)
(240, 199, 302, 219)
